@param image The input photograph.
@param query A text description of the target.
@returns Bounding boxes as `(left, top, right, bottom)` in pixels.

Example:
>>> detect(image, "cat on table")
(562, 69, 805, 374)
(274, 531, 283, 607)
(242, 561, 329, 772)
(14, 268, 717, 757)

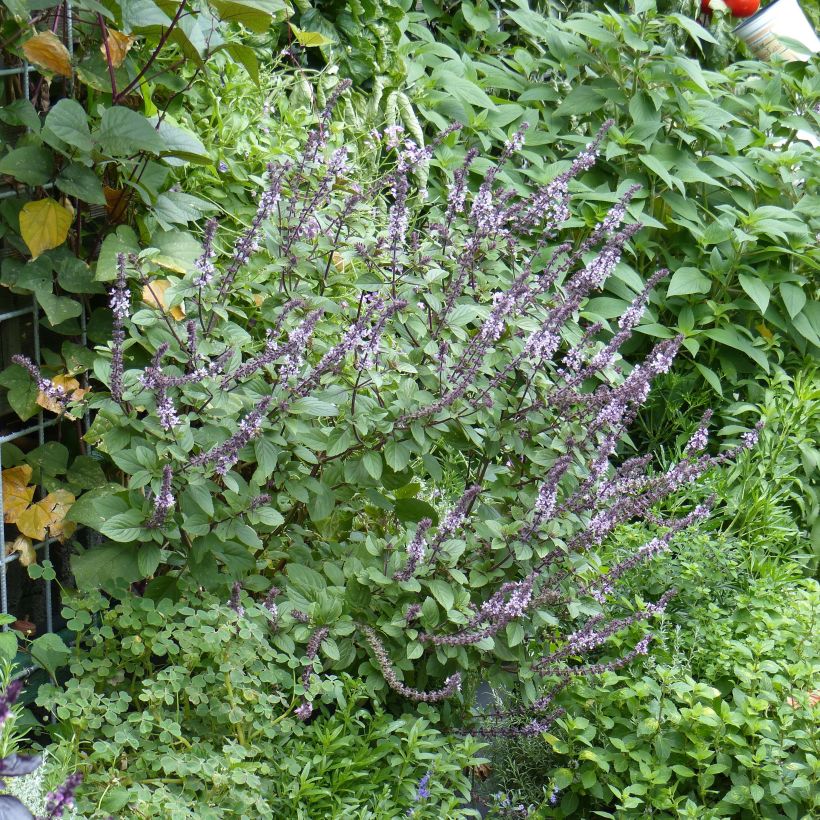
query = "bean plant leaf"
(209, 0, 290, 33)
(289, 24, 332, 47)
(19, 199, 73, 259)
(15, 489, 76, 542)
(30, 633, 71, 679)
(0, 147, 53, 186)
(96, 107, 166, 156)
(7, 535, 36, 567)
(22, 31, 72, 77)
(100, 29, 136, 67)
(56, 163, 106, 204)
(45, 99, 94, 153)
(2, 465, 35, 523)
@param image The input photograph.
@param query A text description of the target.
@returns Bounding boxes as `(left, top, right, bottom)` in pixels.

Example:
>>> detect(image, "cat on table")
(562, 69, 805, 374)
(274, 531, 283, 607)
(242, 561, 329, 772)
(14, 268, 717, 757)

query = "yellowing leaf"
(6, 535, 36, 567)
(36, 374, 90, 420)
(289, 25, 333, 47)
(756, 322, 774, 341)
(2, 465, 34, 523)
(100, 29, 136, 68)
(19, 198, 73, 259)
(16, 489, 75, 542)
(22, 31, 72, 77)
(142, 279, 185, 320)
(331, 252, 346, 271)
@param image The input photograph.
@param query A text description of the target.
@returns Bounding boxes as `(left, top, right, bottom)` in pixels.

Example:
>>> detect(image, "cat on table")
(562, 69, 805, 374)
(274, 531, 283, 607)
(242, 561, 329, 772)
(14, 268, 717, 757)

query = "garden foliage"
(481, 529, 819, 819)
(37, 585, 483, 817)
(24, 96, 762, 731)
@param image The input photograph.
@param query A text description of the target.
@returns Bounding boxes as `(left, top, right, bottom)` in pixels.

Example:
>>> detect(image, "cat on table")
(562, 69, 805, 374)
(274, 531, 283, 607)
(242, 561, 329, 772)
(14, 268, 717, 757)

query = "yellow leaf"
(756, 322, 773, 341)
(331, 252, 346, 271)
(19, 198, 73, 259)
(289, 24, 333, 47)
(22, 31, 72, 77)
(100, 29, 136, 68)
(16, 489, 75, 542)
(6, 535, 36, 567)
(36, 374, 90, 420)
(142, 279, 185, 320)
(2, 465, 34, 524)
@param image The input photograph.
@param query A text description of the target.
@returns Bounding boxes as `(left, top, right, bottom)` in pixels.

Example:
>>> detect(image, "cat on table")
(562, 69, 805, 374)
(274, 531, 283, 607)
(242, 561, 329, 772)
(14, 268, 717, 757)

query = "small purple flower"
(416, 771, 431, 801)
(218, 160, 228, 173)
(549, 786, 560, 806)
(146, 465, 174, 529)
(228, 581, 244, 618)
(295, 700, 313, 721)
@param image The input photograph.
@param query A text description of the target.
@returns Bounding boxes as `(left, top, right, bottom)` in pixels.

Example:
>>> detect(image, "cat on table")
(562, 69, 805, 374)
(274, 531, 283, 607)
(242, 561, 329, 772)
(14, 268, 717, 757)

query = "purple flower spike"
(42, 772, 82, 819)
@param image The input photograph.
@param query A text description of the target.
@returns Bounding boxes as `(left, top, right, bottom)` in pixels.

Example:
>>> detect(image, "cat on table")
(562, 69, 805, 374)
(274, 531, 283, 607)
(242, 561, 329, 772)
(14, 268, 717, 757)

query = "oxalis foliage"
(22, 85, 758, 729)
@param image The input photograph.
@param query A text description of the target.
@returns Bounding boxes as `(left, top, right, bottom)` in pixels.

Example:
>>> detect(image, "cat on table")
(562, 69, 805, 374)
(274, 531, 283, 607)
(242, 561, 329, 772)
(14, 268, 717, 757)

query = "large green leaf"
(209, 0, 290, 33)
(71, 542, 141, 591)
(45, 99, 93, 153)
(667, 267, 711, 297)
(56, 163, 106, 205)
(96, 107, 166, 156)
(0, 147, 53, 186)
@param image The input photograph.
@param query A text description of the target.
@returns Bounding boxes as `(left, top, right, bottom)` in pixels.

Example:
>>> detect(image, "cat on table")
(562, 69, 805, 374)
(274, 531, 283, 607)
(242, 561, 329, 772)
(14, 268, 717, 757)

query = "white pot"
(734, 0, 820, 61)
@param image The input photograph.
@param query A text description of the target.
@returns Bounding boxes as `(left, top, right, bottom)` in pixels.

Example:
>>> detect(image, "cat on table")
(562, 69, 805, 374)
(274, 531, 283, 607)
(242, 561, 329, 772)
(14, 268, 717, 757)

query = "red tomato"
(700, 0, 760, 16)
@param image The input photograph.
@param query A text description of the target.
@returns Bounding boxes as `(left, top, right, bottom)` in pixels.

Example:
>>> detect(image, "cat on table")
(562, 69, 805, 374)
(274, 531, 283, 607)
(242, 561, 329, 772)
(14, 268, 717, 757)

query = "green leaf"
(210, 0, 289, 34)
(45, 99, 93, 152)
(0, 632, 17, 662)
(96, 107, 166, 156)
(384, 439, 411, 471)
(779, 283, 805, 319)
(0, 0, 29, 22)
(66, 485, 128, 529)
(428, 579, 454, 611)
(435, 71, 496, 109)
(393, 498, 439, 526)
(362, 452, 382, 480)
(554, 85, 606, 117)
(308, 482, 335, 522)
(669, 13, 718, 46)
(71, 542, 141, 592)
(69, 456, 108, 489)
(222, 42, 259, 84)
(56, 163, 106, 205)
(287, 563, 327, 600)
(138, 543, 161, 577)
(639, 153, 680, 194)
(0, 363, 39, 421)
(30, 633, 71, 679)
(738, 274, 770, 314)
(0, 99, 40, 131)
(99, 509, 147, 542)
(695, 362, 723, 396)
(37, 290, 83, 327)
(0, 147, 53, 186)
(704, 327, 769, 372)
(667, 267, 711, 297)
(289, 397, 338, 416)
(152, 117, 211, 165)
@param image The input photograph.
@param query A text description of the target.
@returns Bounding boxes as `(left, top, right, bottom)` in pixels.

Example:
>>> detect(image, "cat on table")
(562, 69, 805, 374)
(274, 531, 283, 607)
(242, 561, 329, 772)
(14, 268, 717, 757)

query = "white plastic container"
(734, 0, 820, 61)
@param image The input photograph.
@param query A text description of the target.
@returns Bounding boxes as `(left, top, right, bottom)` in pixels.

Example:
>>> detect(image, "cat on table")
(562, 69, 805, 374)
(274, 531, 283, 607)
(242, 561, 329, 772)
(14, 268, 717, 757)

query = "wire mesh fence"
(1, 1, 79, 677)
